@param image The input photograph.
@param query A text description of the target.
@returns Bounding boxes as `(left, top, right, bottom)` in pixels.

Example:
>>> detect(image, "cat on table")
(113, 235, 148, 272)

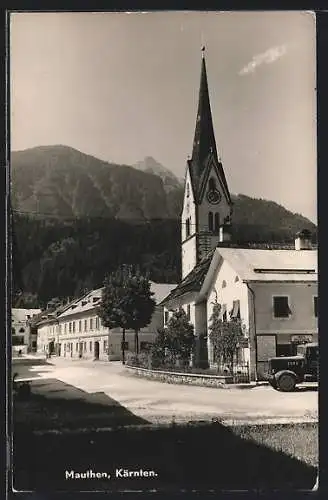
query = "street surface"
(16, 357, 318, 426)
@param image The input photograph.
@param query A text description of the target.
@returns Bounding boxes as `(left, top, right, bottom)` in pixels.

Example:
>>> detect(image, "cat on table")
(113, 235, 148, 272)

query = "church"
(161, 49, 318, 381)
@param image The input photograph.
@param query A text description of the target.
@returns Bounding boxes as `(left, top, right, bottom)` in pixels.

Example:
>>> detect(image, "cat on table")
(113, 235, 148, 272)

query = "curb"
(19, 418, 318, 437)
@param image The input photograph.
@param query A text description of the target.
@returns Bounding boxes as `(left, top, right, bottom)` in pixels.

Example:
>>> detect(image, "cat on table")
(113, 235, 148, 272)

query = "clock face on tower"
(207, 189, 221, 205)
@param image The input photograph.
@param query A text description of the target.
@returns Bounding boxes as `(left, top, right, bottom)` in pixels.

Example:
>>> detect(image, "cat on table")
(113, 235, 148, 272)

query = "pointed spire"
(191, 47, 218, 171)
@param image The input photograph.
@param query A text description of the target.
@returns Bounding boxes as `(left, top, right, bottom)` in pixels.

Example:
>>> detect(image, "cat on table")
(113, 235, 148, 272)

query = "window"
(314, 296, 318, 318)
(208, 212, 213, 231)
(59, 325, 62, 334)
(89, 341, 92, 351)
(214, 213, 220, 233)
(72, 322, 76, 333)
(164, 310, 169, 325)
(76, 343, 78, 352)
(69, 322, 72, 333)
(64, 324, 67, 334)
(12, 336, 24, 346)
(273, 296, 291, 318)
(84, 319, 88, 332)
(95, 317, 100, 329)
(12, 327, 16, 335)
(221, 304, 227, 322)
(90, 318, 93, 330)
(79, 320, 82, 332)
(19, 327, 25, 333)
(186, 304, 191, 321)
(140, 341, 152, 351)
(84, 342, 87, 352)
(121, 341, 129, 350)
(186, 218, 190, 237)
(231, 300, 240, 319)
(103, 340, 107, 351)
(186, 183, 190, 198)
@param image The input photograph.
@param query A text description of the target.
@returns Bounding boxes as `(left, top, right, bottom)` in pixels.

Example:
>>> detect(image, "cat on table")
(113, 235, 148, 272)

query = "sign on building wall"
(291, 334, 313, 343)
(256, 335, 276, 362)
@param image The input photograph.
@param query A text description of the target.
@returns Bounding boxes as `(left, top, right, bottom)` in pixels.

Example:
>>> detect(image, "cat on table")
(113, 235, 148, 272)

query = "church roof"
(160, 248, 216, 304)
(189, 49, 231, 202)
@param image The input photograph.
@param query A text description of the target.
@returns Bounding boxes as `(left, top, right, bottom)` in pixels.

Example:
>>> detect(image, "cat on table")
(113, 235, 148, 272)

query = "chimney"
(219, 224, 232, 243)
(295, 229, 312, 250)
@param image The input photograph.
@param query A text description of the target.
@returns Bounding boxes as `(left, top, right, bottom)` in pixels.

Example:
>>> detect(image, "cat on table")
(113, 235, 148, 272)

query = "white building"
(163, 242, 318, 380)
(36, 282, 176, 360)
(12, 308, 41, 354)
(161, 49, 318, 381)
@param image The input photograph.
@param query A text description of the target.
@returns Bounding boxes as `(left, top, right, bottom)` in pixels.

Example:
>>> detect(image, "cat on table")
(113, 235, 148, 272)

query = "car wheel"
(269, 379, 278, 390)
(277, 373, 296, 392)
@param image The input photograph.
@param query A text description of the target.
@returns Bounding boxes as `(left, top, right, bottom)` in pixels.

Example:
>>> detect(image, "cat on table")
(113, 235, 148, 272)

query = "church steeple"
(181, 48, 233, 280)
(191, 47, 218, 172)
(189, 47, 231, 203)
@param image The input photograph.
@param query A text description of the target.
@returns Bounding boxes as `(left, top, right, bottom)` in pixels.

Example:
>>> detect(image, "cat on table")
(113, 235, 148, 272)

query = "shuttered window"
(273, 296, 291, 318)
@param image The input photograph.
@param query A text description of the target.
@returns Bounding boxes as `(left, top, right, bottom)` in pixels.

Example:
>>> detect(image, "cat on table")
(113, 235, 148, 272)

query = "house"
(163, 235, 318, 380)
(36, 282, 176, 360)
(12, 308, 41, 354)
(161, 48, 318, 381)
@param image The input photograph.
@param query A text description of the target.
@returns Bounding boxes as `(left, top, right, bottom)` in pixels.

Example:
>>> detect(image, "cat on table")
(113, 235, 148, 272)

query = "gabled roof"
(161, 249, 216, 304)
(36, 282, 177, 324)
(12, 308, 41, 324)
(217, 247, 318, 282)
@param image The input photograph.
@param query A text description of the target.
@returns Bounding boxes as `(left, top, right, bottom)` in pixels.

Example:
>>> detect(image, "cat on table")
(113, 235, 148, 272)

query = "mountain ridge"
(11, 144, 316, 229)
(11, 145, 316, 306)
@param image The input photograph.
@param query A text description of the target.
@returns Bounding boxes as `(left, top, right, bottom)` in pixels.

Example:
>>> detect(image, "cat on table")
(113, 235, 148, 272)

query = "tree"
(97, 266, 155, 362)
(164, 308, 195, 365)
(122, 270, 156, 354)
(208, 302, 244, 371)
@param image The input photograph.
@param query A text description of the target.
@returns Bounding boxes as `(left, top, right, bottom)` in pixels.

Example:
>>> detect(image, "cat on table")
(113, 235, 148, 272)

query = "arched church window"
(209, 177, 216, 191)
(19, 327, 25, 333)
(214, 213, 220, 232)
(186, 218, 190, 237)
(208, 212, 213, 231)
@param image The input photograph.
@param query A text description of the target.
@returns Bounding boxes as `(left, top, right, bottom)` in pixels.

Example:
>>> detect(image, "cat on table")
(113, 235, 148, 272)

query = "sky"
(10, 11, 317, 223)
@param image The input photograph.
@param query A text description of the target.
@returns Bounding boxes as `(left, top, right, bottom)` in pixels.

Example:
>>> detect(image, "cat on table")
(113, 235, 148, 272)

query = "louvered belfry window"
(208, 212, 213, 231)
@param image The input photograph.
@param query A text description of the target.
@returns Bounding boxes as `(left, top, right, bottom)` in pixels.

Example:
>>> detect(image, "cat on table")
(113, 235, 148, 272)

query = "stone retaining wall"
(125, 365, 234, 387)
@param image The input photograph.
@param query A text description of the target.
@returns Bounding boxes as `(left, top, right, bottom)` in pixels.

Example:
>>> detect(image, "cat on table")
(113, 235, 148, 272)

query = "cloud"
(239, 44, 287, 75)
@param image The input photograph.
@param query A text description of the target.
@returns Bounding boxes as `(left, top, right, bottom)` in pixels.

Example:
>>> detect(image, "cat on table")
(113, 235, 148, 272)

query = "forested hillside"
(11, 145, 316, 308)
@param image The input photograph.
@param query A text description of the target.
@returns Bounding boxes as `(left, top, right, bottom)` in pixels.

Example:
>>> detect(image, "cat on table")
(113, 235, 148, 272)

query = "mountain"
(11, 145, 176, 220)
(133, 156, 183, 193)
(11, 145, 317, 306)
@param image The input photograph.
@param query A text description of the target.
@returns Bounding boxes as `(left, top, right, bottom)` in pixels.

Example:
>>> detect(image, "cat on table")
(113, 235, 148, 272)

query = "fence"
(217, 362, 250, 383)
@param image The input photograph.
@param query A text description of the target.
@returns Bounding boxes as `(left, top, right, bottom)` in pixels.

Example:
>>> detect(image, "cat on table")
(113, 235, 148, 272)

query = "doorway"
(94, 341, 100, 360)
(48, 341, 55, 355)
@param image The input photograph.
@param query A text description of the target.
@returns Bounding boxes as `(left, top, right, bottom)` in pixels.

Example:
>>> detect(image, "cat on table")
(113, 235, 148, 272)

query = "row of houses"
(35, 282, 176, 361)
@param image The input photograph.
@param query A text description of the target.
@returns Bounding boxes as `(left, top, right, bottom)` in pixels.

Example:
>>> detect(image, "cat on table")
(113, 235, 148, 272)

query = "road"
(16, 357, 318, 425)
